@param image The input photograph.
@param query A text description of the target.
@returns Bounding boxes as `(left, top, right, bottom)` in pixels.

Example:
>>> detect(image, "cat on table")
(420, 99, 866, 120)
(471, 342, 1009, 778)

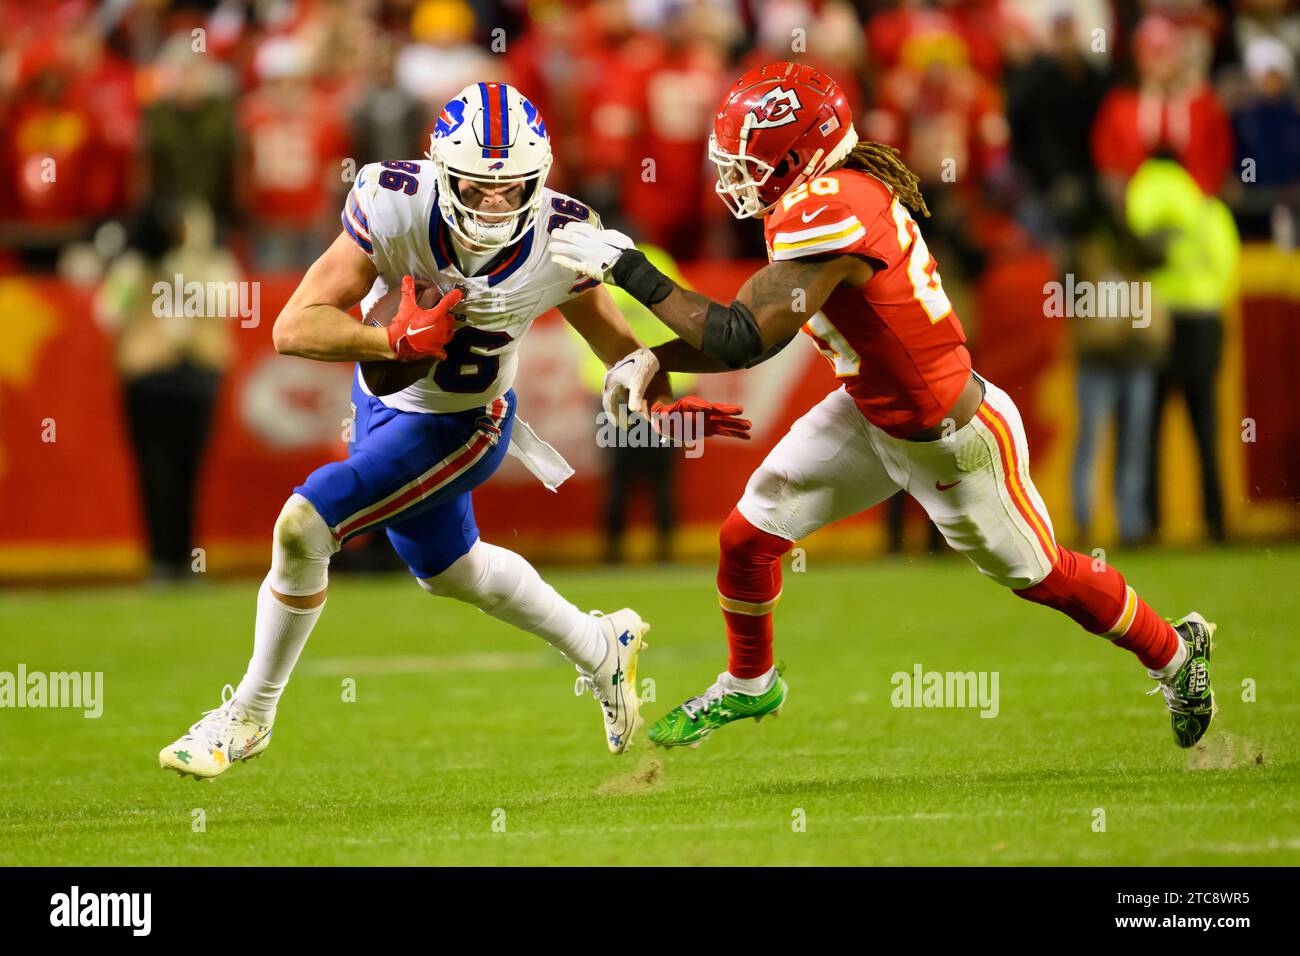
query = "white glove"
(602, 347, 660, 428)
(550, 221, 636, 283)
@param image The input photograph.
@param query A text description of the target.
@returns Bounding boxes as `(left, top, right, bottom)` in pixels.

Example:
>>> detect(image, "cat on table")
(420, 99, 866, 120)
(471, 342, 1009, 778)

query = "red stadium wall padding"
(0, 279, 141, 545)
(1238, 294, 1300, 501)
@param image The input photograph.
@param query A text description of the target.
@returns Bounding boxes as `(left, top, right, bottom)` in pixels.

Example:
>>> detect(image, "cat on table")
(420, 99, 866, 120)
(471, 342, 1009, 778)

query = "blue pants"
(295, 375, 515, 578)
(1071, 362, 1155, 542)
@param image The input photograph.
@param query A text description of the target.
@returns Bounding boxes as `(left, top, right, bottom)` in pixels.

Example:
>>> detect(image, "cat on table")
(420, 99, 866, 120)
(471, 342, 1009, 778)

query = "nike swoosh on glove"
(388, 274, 462, 361)
(651, 396, 752, 441)
(550, 221, 635, 282)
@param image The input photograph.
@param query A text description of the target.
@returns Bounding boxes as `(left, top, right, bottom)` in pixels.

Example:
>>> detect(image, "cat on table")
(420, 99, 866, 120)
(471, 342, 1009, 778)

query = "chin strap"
(799, 147, 827, 180)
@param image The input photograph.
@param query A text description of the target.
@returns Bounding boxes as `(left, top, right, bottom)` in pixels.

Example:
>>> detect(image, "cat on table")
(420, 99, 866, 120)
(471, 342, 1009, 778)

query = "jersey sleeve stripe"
(771, 216, 861, 245)
(347, 195, 370, 232)
(344, 200, 371, 241)
(771, 224, 866, 259)
(341, 209, 374, 254)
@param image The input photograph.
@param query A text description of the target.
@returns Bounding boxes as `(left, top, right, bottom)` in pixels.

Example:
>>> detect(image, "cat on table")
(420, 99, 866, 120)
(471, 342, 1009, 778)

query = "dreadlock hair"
(833, 140, 931, 218)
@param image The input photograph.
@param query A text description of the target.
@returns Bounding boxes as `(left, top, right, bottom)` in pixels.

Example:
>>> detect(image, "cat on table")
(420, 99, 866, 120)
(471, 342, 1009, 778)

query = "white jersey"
(342, 160, 600, 414)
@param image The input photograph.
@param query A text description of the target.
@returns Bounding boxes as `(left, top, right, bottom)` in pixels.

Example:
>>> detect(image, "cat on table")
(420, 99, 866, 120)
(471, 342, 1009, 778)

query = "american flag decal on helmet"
(819, 115, 840, 136)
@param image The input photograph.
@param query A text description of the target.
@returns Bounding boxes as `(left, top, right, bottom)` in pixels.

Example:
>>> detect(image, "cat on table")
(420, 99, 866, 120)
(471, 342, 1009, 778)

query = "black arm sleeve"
(613, 248, 789, 370)
(700, 299, 765, 370)
(610, 249, 673, 307)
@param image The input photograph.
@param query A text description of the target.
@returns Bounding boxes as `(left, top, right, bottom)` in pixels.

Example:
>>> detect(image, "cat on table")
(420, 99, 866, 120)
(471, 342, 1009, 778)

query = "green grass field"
(1, 546, 1297, 866)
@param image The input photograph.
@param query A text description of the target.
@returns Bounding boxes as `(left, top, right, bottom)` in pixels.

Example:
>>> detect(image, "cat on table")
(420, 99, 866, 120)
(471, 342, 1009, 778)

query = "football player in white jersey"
(159, 82, 749, 778)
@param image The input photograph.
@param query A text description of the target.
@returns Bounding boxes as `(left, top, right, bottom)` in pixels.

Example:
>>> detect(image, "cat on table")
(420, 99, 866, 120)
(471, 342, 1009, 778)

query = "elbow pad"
(701, 300, 764, 370)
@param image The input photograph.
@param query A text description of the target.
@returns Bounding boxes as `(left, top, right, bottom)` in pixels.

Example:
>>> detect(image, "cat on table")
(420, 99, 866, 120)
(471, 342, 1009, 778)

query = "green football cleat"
(1148, 611, 1216, 748)
(648, 672, 787, 748)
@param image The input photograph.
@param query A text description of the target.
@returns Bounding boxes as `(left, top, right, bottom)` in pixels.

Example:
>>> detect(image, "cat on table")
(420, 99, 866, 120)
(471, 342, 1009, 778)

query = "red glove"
(651, 397, 752, 441)
(388, 275, 462, 361)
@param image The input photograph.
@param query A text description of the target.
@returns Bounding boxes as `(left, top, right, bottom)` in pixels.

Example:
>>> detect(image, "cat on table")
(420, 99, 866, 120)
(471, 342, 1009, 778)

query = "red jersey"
(763, 168, 971, 438)
(1090, 85, 1232, 195)
(604, 41, 729, 251)
(239, 87, 350, 227)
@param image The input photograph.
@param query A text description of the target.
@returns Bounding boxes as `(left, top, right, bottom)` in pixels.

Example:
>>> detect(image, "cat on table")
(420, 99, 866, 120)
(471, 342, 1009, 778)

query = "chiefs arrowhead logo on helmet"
(749, 87, 803, 128)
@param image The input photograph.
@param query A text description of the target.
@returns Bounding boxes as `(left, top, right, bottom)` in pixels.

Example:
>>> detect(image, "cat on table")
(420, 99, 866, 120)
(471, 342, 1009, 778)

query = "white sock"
(420, 541, 606, 670)
(234, 577, 325, 720)
(1148, 638, 1188, 681)
(724, 667, 776, 696)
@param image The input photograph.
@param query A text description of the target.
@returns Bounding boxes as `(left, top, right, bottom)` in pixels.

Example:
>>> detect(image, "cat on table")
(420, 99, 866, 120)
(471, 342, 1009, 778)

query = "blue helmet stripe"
(499, 84, 510, 151)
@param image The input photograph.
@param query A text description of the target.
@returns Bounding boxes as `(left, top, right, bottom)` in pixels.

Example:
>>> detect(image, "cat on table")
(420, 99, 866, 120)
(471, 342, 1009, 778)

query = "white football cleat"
(159, 684, 272, 780)
(574, 608, 650, 754)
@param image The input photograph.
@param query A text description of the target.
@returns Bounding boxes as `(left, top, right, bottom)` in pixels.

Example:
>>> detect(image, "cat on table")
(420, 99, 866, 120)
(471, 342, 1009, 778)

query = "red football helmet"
(710, 61, 857, 219)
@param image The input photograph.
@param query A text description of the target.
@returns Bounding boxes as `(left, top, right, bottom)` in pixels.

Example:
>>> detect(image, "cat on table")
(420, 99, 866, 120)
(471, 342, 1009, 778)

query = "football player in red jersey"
(551, 61, 1217, 750)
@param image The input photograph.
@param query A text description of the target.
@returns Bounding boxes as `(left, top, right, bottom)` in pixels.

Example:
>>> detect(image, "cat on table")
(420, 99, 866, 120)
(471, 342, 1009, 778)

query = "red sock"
(717, 508, 792, 679)
(1013, 548, 1178, 670)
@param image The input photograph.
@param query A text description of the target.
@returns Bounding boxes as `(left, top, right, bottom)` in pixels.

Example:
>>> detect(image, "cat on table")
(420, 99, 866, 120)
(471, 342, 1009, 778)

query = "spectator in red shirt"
(864, 22, 1010, 228)
(0, 39, 120, 245)
(605, 3, 734, 258)
(505, 0, 630, 195)
(1092, 14, 1234, 201)
(66, 18, 138, 217)
(238, 36, 351, 270)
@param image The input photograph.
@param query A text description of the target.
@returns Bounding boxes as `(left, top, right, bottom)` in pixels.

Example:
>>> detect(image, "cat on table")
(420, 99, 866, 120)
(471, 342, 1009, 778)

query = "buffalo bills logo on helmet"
(487, 161, 505, 170)
(749, 86, 803, 129)
(521, 97, 547, 139)
(434, 98, 468, 139)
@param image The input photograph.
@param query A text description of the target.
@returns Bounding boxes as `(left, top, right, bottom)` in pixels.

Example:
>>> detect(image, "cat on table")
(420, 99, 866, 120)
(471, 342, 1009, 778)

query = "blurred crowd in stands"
(5, 0, 1297, 266)
(4, 0, 1296, 570)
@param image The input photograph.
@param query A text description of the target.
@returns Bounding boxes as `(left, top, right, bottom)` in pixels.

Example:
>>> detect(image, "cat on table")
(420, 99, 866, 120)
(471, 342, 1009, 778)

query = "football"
(359, 279, 457, 396)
